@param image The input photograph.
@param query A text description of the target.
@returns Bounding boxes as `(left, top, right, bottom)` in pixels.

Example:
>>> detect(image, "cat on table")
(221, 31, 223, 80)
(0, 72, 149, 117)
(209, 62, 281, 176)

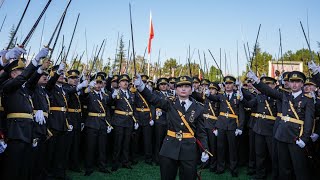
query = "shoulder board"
(168, 96, 175, 101)
(304, 94, 312, 99)
(218, 91, 224, 94)
(279, 87, 291, 93)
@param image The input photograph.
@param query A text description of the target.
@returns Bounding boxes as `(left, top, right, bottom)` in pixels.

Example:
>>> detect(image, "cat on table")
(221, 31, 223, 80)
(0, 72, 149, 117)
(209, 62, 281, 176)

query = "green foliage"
(8, 25, 17, 49)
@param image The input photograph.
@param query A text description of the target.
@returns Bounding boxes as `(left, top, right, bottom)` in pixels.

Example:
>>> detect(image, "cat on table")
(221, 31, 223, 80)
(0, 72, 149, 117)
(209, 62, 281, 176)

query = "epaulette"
(304, 94, 313, 99)
(168, 96, 176, 101)
(279, 87, 291, 93)
(218, 91, 224, 94)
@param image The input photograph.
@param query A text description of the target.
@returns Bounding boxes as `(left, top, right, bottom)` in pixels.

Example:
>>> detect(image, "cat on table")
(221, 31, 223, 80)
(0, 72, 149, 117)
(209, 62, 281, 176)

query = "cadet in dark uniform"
(83, 73, 112, 176)
(168, 77, 176, 97)
(111, 74, 138, 171)
(242, 76, 278, 179)
(206, 76, 245, 177)
(248, 70, 314, 180)
(1, 47, 49, 180)
(135, 75, 209, 180)
(153, 78, 170, 165)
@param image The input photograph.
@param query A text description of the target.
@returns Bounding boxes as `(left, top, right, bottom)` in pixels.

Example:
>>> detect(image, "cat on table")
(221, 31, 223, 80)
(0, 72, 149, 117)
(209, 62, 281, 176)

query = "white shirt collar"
(179, 98, 192, 111)
(292, 90, 302, 99)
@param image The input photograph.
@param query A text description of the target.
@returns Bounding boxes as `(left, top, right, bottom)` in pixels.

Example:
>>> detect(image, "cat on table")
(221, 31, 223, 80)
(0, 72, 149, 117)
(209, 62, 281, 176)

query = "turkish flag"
(148, 12, 154, 54)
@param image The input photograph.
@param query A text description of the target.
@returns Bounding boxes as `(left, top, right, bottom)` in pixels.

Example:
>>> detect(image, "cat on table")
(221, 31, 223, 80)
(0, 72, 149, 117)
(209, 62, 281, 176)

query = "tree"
(115, 35, 126, 74)
(8, 25, 17, 49)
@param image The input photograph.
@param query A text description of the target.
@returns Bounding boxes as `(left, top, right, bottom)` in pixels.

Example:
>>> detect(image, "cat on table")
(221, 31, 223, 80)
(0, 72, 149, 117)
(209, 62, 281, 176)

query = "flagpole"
(147, 53, 151, 76)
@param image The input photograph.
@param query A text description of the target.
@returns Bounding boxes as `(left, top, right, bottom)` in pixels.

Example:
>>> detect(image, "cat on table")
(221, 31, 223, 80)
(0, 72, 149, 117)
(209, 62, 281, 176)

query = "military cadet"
(153, 78, 170, 165)
(133, 74, 154, 165)
(247, 70, 314, 180)
(242, 76, 278, 179)
(192, 77, 201, 92)
(65, 69, 86, 172)
(83, 73, 112, 176)
(134, 74, 209, 180)
(111, 74, 139, 171)
(1, 47, 49, 180)
(168, 77, 176, 97)
(206, 75, 245, 177)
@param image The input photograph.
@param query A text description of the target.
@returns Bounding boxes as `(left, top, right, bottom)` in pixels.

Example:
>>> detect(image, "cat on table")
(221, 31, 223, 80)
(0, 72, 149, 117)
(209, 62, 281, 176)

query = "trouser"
(160, 155, 197, 180)
(30, 137, 47, 180)
(206, 128, 217, 170)
(132, 125, 153, 162)
(255, 133, 272, 178)
(277, 140, 310, 180)
(85, 127, 107, 172)
(154, 123, 167, 164)
(248, 128, 256, 172)
(113, 126, 132, 167)
(68, 127, 81, 170)
(217, 129, 238, 172)
(3, 140, 32, 180)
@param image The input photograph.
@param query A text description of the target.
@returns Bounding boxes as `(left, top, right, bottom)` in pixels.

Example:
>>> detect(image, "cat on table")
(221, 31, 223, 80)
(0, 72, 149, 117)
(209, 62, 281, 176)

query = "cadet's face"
(247, 82, 253, 89)
(225, 82, 234, 92)
(193, 82, 200, 89)
(94, 81, 102, 91)
(38, 75, 48, 85)
(68, 76, 79, 86)
(176, 85, 192, 98)
(289, 80, 303, 92)
(201, 85, 208, 90)
(10, 69, 23, 78)
(111, 81, 118, 88)
(57, 74, 65, 83)
(304, 85, 310, 93)
(209, 88, 217, 95)
(119, 80, 128, 89)
(159, 84, 168, 91)
(267, 83, 276, 89)
(284, 80, 289, 88)
(169, 83, 175, 89)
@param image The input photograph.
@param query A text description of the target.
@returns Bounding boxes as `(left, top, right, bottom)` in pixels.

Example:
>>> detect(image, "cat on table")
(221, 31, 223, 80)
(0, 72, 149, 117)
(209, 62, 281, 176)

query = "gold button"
(181, 123, 184, 126)
(179, 130, 182, 133)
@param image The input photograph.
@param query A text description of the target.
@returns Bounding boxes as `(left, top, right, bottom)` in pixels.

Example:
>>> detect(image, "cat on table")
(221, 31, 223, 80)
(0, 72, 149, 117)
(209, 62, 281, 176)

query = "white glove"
(77, 80, 88, 91)
(32, 48, 49, 66)
(235, 129, 243, 136)
(205, 89, 210, 96)
(112, 89, 119, 99)
(308, 61, 320, 75)
(5, 47, 26, 60)
(0, 140, 7, 154)
(213, 129, 218, 136)
(149, 119, 154, 126)
(237, 89, 243, 101)
(89, 80, 96, 88)
(296, 139, 306, 148)
(134, 74, 145, 92)
(81, 123, 85, 131)
(101, 88, 105, 94)
(107, 126, 112, 134)
(32, 138, 38, 148)
(201, 152, 209, 163)
(57, 63, 65, 75)
(146, 84, 153, 91)
(246, 70, 259, 84)
(310, 133, 319, 142)
(34, 110, 46, 125)
(108, 69, 114, 78)
(68, 124, 73, 132)
(0, 50, 8, 66)
(156, 109, 162, 117)
(134, 122, 139, 130)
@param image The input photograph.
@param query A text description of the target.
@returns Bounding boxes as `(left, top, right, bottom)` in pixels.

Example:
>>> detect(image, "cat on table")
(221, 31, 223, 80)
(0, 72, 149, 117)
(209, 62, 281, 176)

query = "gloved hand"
(88, 80, 96, 88)
(0, 49, 8, 57)
(34, 110, 46, 125)
(57, 63, 65, 75)
(0, 140, 7, 154)
(77, 80, 88, 91)
(134, 74, 145, 92)
(32, 48, 49, 66)
(108, 68, 114, 78)
(32, 138, 38, 148)
(247, 70, 259, 84)
(296, 139, 306, 148)
(107, 126, 112, 134)
(112, 89, 119, 99)
(134, 122, 139, 130)
(81, 123, 85, 131)
(310, 133, 319, 142)
(308, 61, 320, 75)
(205, 88, 210, 97)
(146, 84, 153, 91)
(68, 124, 73, 132)
(0, 50, 8, 66)
(156, 109, 162, 117)
(213, 129, 218, 136)
(201, 152, 209, 163)
(5, 47, 26, 60)
(149, 119, 154, 126)
(235, 129, 243, 136)
(237, 89, 243, 101)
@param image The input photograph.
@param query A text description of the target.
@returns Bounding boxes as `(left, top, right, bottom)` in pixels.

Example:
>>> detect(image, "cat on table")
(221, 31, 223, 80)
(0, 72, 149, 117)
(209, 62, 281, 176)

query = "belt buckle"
(75, 109, 78, 112)
(262, 113, 266, 119)
(254, 114, 259, 118)
(176, 132, 183, 141)
(141, 107, 144, 112)
(225, 112, 229, 118)
(283, 116, 290, 122)
(98, 113, 101, 117)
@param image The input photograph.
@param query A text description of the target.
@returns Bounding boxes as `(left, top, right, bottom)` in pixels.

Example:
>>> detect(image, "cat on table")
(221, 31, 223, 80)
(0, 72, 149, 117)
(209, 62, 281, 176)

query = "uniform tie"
(181, 101, 186, 113)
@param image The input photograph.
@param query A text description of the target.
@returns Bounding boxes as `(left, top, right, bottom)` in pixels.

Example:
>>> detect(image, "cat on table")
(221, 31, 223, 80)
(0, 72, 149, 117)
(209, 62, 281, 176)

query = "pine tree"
(8, 25, 17, 49)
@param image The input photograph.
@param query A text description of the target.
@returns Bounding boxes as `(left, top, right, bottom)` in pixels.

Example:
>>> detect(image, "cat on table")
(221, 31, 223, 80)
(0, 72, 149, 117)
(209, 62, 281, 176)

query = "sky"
(0, 0, 320, 75)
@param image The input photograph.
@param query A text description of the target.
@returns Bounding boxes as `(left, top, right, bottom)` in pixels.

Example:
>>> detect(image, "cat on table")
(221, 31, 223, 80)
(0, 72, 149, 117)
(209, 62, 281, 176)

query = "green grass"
(68, 162, 250, 180)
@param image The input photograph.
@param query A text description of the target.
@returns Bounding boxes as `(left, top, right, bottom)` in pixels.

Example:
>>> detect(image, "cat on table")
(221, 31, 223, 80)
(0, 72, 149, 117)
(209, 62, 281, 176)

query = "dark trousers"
(272, 137, 279, 179)
(31, 138, 47, 180)
(160, 155, 197, 180)
(154, 123, 167, 164)
(85, 127, 107, 172)
(206, 128, 217, 170)
(3, 140, 32, 180)
(277, 140, 310, 180)
(217, 129, 238, 172)
(248, 128, 256, 172)
(68, 128, 81, 170)
(255, 133, 272, 178)
(132, 125, 152, 162)
(46, 131, 69, 179)
(113, 126, 132, 167)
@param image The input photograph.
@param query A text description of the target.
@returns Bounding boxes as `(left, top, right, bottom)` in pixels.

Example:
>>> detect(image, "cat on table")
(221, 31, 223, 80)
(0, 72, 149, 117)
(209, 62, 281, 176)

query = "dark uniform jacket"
(207, 90, 245, 131)
(254, 82, 314, 144)
(64, 84, 83, 130)
(140, 87, 207, 161)
(2, 63, 38, 143)
(152, 90, 170, 125)
(111, 89, 136, 128)
(135, 91, 152, 126)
